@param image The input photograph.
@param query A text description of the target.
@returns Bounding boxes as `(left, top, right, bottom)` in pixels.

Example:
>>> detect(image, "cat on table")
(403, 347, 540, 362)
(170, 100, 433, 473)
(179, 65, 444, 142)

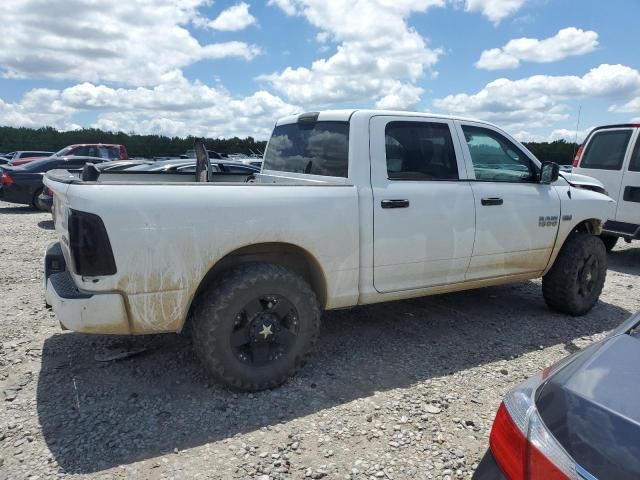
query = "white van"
(573, 123, 640, 250)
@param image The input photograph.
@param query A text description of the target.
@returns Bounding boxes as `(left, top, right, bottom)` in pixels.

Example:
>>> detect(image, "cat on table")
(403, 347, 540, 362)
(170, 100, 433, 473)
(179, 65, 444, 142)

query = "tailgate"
(43, 170, 76, 267)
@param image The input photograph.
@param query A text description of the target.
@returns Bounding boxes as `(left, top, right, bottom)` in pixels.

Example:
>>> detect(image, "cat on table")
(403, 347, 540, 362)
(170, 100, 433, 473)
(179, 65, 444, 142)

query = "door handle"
(481, 197, 503, 206)
(381, 199, 410, 209)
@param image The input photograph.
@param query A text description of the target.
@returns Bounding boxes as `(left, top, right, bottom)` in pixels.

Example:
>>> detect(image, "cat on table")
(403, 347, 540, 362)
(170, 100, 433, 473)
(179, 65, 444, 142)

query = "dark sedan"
(0, 156, 106, 209)
(474, 312, 640, 480)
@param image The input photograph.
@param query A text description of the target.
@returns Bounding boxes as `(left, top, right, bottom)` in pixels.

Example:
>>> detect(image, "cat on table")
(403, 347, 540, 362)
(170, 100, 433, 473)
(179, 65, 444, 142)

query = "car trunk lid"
(535, 334, 640, 480)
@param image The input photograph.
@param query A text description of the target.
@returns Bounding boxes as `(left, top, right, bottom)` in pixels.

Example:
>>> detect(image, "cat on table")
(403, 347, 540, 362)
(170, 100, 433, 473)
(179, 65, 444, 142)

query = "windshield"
(263, 121, 349, 177)
(53, 146, 74, 157)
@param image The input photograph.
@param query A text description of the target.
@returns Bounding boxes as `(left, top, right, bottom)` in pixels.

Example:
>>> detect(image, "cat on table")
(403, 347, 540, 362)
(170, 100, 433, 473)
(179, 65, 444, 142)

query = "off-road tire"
(542, 233, 607, 316)
(600, 234, 618, 252)
(191, 263, 321, 391)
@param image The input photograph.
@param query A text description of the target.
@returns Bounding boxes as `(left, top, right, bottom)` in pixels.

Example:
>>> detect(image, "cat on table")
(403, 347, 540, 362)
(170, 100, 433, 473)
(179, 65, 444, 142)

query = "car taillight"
(489, 373, 578, 479)
(572, 145, 583, 168)
(68, 209, 117, 276)
(1, 171, 13, 185)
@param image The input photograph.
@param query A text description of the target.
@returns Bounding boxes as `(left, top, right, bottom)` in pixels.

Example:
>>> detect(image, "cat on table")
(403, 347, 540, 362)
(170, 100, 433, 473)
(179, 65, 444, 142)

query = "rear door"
(574, 127, 635, 214)
(456, 122, 560, 280)
(371, 116, 476, 293)
(617, 129, 640, 226)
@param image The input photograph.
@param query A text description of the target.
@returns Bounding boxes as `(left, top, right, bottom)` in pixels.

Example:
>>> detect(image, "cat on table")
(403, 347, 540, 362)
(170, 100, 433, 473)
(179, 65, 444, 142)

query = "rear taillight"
(68, 209, 117, 276)
(489, 373, 578, 479)
(45, 187, 53, 196)
(1, 171, 13, 185)
(572, 145, 583, 168)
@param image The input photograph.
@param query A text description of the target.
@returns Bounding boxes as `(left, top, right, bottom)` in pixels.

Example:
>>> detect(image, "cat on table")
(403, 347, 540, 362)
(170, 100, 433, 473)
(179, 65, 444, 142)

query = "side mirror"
(540, 162, 560, 184)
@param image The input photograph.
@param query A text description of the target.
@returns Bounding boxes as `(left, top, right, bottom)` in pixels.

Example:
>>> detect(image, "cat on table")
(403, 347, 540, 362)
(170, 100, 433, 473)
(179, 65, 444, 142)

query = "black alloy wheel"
(230, 295, 299, 365)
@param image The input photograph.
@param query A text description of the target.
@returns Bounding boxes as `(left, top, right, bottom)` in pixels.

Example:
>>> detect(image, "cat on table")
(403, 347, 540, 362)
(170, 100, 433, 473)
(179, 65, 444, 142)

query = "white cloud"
(476, 27, 599, 70)
(610, 96, 640, 113)
(207, 2, 257, 31)
(434, 64, 640, 131)
(463, 0, 528, 24)
(0, 71, 300, 139)
(0, 0, 260, 87)
(263, 0, 444, 109)
(267, 0, 298, 16)
(375, 84, 424, 110)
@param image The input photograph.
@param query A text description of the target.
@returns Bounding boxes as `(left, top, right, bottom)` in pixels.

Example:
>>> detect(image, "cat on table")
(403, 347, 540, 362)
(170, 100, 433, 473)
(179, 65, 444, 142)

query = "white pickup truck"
(573, 123, 640, 249)
(44, 110, 614, 391)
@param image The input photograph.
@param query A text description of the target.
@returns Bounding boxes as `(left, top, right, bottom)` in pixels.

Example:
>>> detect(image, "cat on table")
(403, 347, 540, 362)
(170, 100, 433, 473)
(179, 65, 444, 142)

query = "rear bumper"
(44, 242, 131, 334)
(472, 450, 506, 480)
(0, 184, 34, 205)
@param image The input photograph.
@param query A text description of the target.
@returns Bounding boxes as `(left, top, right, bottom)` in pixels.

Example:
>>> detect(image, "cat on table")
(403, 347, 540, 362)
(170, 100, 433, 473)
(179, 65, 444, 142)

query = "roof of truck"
(275, 109, 493, 127)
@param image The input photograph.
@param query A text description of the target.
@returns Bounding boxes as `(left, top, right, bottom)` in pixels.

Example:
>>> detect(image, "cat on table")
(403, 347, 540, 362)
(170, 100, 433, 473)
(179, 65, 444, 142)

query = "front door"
(617, 129, 640, 227)
(371, 116, 476, 293)
(574, 127, 635, 221)
(456, 122, 561, 280)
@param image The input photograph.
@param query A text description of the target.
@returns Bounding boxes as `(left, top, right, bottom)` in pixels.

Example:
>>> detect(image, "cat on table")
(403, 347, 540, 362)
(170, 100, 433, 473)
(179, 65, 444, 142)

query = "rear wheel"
(542, 233, 607, 316)
(599, 234, 618, 252)
(191, 263, 320, 391)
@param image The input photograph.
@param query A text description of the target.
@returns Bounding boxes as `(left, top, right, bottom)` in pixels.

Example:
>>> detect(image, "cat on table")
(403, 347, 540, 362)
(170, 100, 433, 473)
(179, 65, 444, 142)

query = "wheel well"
(191, 242, 328, 310)
(572, 218, 603, 236)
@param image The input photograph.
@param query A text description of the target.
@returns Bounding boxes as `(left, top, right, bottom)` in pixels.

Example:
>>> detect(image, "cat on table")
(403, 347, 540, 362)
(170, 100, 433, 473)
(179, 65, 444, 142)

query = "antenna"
(571, 105, 582, 162)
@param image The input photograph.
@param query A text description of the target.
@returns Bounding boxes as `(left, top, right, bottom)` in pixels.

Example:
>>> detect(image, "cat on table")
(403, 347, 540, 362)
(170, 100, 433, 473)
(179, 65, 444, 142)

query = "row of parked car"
(0, 143, 263, 210)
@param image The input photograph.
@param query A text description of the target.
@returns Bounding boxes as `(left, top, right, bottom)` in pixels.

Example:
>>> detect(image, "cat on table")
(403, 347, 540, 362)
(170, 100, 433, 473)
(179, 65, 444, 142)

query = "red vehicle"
(10, 143, 128, 166)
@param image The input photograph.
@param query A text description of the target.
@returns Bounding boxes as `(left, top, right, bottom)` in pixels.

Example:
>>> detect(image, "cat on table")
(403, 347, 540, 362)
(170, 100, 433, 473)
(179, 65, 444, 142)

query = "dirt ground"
(1, 199, 639, 480)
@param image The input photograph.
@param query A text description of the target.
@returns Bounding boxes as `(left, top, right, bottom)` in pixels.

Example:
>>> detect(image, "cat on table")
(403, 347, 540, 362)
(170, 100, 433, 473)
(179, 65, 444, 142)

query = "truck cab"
(573, 124, 640, 248)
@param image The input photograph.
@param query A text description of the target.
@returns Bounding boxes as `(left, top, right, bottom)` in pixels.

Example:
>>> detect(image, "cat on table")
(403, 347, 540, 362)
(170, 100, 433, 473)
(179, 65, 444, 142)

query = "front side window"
(462, 126, 535, 182)
(629, 137, 640, 172)
(263, 121, 349, 177)
(581, 130, 632, 170)
(385, 121, 459, 180)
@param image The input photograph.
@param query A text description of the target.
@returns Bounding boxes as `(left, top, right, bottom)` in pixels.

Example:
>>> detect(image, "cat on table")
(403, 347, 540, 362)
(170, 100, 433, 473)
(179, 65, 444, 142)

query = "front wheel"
(191, 263, 320, 391)
(542, 233, 607, 316)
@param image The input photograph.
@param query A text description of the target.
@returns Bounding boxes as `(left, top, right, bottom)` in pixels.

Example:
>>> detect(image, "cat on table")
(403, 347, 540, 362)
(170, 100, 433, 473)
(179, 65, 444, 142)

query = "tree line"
(523, 140, 578, 166)
(0, 125, 579, 164)
(0, 126, 267, 158)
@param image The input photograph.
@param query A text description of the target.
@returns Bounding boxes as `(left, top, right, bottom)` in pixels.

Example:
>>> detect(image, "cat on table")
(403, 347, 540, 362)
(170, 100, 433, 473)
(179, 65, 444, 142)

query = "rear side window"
(581, 130, 632, 170)
(263, 121, 349, 177)
(97, 147, 120, 160)
(385, 122, 458, 180)
(630, 136, 640, 172)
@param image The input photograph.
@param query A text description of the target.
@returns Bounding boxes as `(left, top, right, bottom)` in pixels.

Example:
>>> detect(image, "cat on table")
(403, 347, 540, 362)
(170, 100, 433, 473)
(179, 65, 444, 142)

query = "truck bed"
(43, 168, 360, 334)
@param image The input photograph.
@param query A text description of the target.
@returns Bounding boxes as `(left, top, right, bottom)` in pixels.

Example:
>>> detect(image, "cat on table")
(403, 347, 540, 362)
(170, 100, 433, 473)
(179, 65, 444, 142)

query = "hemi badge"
(562, 214, 573, 221)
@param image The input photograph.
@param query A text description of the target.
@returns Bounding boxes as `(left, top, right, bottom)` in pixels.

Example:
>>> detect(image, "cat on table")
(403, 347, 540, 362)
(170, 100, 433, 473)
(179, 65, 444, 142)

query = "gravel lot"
(1, 199, 639, 480)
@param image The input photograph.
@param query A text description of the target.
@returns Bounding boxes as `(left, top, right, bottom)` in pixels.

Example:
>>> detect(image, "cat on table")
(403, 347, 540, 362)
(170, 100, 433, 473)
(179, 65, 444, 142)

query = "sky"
(1, 0, 639, 142)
